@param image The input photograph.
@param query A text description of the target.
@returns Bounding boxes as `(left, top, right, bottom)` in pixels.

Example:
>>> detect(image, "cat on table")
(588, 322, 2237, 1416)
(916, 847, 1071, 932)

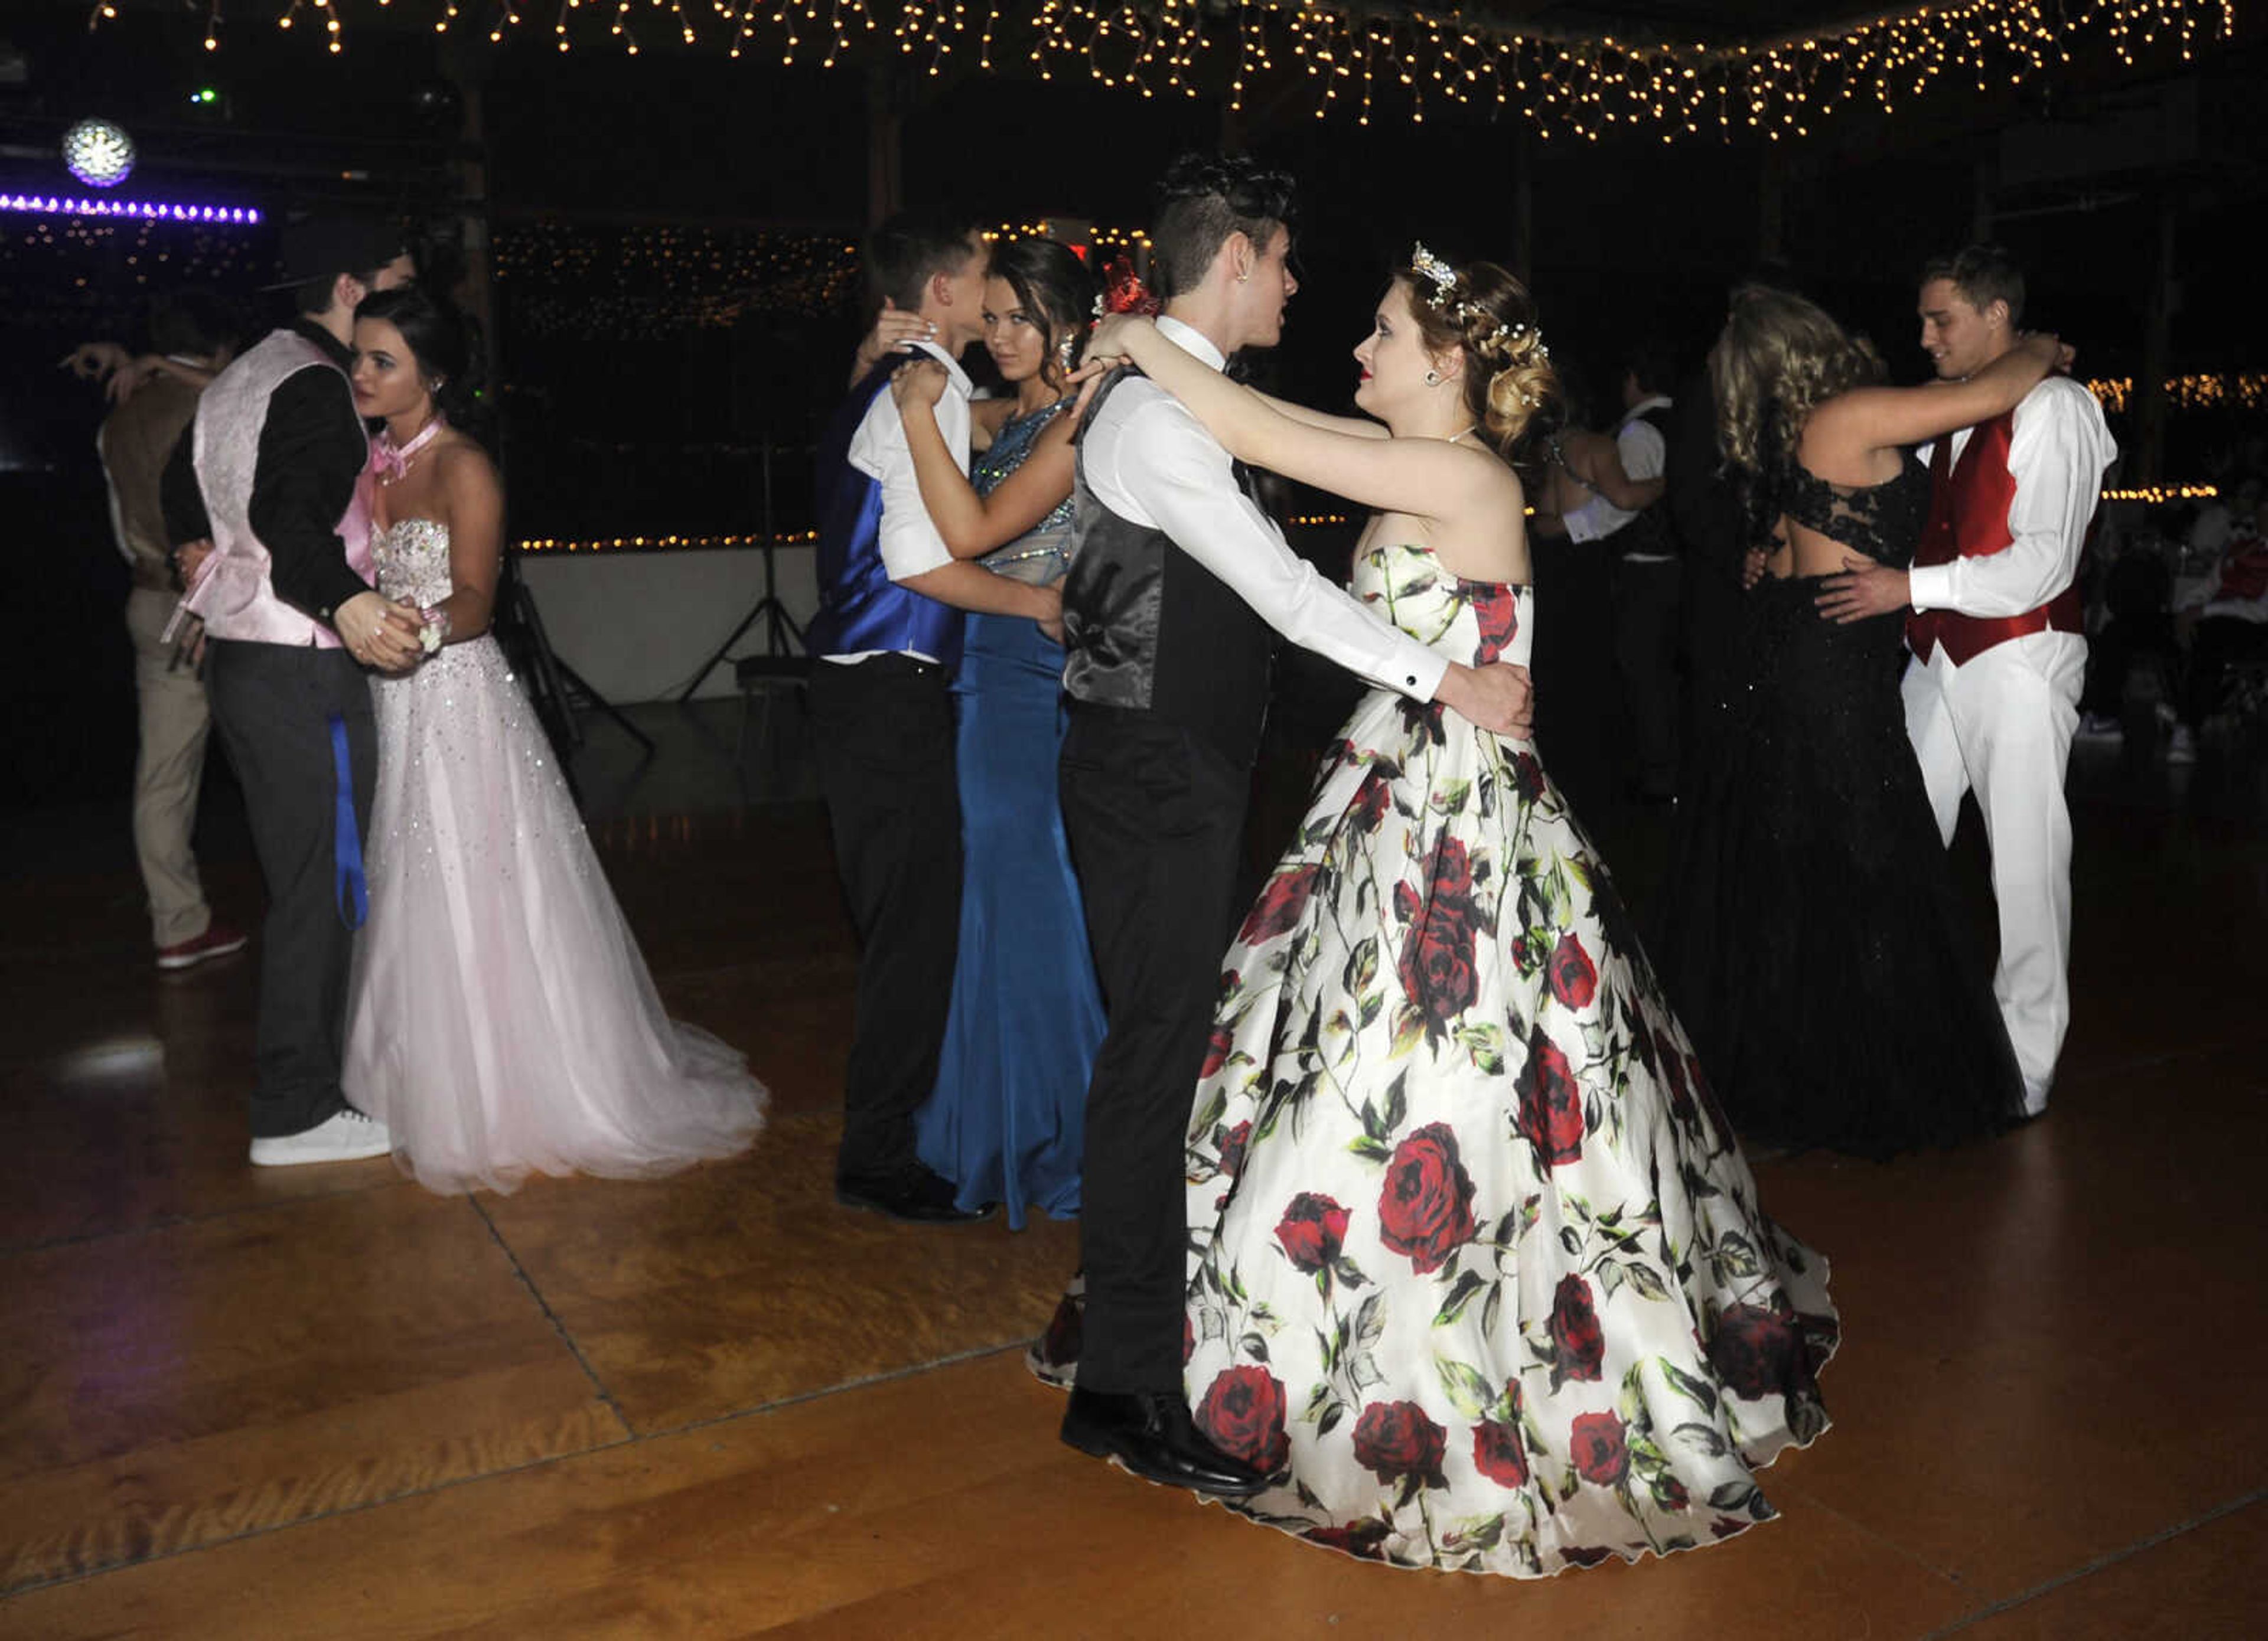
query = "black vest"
(1061, 368, 1276, 766)
(1608, 403, 1680, 561)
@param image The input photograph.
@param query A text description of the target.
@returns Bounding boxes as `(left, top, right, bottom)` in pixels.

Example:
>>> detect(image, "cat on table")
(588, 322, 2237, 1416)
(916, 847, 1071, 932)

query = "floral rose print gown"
(1183, 542, 1836, 1577)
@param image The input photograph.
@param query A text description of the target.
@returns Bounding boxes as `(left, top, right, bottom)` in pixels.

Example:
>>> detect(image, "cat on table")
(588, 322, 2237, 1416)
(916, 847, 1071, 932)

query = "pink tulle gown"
(343, 517, 765, 1193)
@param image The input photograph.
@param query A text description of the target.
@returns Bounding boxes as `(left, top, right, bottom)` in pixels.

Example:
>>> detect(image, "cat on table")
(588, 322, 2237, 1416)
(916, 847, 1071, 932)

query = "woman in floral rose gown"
(1086, 253, 1836, 1577)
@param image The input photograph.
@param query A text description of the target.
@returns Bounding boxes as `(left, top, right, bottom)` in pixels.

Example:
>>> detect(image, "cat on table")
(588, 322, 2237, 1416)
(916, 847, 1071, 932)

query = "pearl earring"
(1425, 369, 1440, 386)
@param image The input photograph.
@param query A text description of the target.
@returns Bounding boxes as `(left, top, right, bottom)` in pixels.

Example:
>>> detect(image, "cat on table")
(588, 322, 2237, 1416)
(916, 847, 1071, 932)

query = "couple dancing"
(810, 155, 1836, 1577)
(167, 215, 763, 1191)
(1661, 252, 2115, 1159)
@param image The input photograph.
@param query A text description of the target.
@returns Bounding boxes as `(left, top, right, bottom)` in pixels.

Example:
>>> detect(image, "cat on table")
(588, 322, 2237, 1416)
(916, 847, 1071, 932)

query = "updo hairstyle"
(353, 284, 490, 439)
(1393, 255, 1562, 468)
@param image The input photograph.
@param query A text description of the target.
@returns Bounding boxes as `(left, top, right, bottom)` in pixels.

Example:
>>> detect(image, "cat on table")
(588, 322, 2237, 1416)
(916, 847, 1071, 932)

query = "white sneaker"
(249, 1108, 393, 1167)
(2165, 725, 2197, 765)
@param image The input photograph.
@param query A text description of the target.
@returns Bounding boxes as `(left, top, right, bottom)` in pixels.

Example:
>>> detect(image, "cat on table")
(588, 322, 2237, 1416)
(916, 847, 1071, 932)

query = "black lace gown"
(1657, 455, 2023, 1158)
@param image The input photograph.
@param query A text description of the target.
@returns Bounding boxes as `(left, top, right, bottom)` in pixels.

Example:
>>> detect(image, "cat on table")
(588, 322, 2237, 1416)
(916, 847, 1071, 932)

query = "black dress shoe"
(834, 1166, 993, 1224)
(1061, 1386, 1271, 1496)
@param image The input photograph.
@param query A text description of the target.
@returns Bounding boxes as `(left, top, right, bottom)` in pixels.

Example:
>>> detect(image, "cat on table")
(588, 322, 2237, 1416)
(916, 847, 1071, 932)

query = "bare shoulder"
(433, 435, 501, 494)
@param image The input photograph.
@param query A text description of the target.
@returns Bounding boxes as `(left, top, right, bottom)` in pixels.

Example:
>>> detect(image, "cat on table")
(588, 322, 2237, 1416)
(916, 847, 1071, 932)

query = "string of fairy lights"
(494, 221, 862, 335)
(95, 0, 2234, 136)
(2088, 373, 2268, 415)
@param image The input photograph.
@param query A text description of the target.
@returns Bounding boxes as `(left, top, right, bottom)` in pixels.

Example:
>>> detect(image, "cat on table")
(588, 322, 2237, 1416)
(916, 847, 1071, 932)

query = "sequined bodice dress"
(342, 517, 765, 1193)
(1657, 456, 2023, 1156)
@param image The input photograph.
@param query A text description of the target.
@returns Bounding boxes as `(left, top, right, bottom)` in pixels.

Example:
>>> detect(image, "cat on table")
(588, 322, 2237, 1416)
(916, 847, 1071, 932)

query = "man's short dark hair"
(1148, 152, 1298, 302)
(278, 211, 410, 317)
(149, 289, 235, 359)
(1921, 243, 2026, 328)
(1622, 338, 1677, 397)
(865, 211, 982, 313)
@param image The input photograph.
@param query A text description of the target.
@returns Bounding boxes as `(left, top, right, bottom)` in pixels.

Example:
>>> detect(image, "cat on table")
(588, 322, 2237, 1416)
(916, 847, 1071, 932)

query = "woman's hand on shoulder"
(1080, 313, 1155, 373)
(891, 357, 950, 412)
(2019, 331, 2076, 376)
(855, 299, 934, 379)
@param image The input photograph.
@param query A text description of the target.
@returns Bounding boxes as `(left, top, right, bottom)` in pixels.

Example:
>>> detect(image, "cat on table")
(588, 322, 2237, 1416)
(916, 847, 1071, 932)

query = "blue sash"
(329, 712, 367, 929)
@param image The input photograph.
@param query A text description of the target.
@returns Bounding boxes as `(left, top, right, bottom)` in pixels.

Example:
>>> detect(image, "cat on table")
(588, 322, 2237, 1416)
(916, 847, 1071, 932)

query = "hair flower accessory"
(1101, 254, 1160, 318)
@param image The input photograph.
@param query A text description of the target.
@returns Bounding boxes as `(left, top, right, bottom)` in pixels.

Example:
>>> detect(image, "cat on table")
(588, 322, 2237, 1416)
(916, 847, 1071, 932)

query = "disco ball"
(63, 119, 135, 188)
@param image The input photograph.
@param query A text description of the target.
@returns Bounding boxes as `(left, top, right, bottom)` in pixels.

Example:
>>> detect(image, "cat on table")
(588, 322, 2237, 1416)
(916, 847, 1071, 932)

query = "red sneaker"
(155, 921, 250, 971)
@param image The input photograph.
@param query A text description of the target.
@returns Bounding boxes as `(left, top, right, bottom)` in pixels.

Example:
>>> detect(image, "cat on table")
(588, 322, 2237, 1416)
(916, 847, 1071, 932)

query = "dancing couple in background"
(1660, 246, 2113, 1157)
(167, 216, 763, 1189)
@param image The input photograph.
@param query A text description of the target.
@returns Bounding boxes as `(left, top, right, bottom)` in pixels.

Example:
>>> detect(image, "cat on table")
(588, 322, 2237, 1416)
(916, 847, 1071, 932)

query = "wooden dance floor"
(3, 703, 2264, 1639)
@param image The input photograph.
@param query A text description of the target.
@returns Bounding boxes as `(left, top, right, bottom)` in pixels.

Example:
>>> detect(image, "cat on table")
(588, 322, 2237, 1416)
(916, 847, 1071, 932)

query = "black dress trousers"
(203, 638, 376, 1139)
(1058, 706, 1249, 1395)
(807, 653, 963, 1185)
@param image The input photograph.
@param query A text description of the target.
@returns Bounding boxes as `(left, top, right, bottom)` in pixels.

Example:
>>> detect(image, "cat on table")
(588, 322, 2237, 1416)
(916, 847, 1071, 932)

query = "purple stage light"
(0, 193, 262, 224)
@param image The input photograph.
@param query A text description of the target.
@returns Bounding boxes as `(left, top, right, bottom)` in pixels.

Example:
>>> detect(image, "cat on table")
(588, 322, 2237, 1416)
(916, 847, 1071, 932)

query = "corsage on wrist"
(418, 605, 451, 654)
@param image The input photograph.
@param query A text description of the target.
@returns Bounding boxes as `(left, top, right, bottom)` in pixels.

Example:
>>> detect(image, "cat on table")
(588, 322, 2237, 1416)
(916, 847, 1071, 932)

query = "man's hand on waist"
(1435, 661, 1535, 738)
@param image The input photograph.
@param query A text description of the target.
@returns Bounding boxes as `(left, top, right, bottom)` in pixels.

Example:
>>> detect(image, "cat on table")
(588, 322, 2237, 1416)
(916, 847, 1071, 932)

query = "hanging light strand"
(87, 0, 2235, 135)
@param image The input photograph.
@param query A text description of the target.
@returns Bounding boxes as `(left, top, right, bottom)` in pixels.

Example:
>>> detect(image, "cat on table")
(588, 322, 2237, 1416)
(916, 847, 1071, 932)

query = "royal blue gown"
(914, 400, 1104, 1225)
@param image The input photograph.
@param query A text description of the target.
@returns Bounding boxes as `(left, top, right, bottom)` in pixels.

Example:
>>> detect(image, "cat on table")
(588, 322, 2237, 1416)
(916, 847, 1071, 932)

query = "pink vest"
(181, 329, 373, 647)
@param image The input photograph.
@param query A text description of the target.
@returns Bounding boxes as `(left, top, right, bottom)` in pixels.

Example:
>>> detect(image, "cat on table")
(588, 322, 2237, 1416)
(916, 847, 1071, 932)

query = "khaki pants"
(126, 586, 214, 948)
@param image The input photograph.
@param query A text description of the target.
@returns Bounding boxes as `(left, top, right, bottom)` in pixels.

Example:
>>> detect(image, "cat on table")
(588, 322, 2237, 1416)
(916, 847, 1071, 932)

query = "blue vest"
(804, 364, 964, 670)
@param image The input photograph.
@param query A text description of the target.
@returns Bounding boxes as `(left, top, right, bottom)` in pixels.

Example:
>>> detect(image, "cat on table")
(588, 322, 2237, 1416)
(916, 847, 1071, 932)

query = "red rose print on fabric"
(1350, 769, 1392, 835)
(1376, 1122, 1477, 1274)
(1706, 1303, 1803, 1402)
(1471, 1417, 1530, 1487)
(1239, 863, 1320, 945)
(1199, 1020, 1237, 1080)
(1569, 1410, 1630, 1487)
(1515, 1032, 1585, 1167)
(1352, 1399, 1449, 1490)
(1304, 1520, 1393, 1561)
(1217, 1120, 1253, 1183)
(1275, 1192, 1351, 1275)
(1547, 1273, 1604, 1386)
(1195, 1363, 1290, 1473)
(1468, 582, 1521, 664)
(1396, 837, 1482, 1034)
(1545, 931, 1597, 1010)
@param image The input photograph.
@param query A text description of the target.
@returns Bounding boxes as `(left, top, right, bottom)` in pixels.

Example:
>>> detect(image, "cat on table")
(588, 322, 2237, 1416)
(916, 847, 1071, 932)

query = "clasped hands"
(337, 591, 426, 674)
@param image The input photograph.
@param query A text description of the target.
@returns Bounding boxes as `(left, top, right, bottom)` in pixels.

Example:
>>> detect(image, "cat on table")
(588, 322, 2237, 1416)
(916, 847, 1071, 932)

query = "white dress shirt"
(848, 339, 973, 584)
(1908, 375, 2117, 617)
(830, 339, 973, 664)
(1081, 316, 1449, 702)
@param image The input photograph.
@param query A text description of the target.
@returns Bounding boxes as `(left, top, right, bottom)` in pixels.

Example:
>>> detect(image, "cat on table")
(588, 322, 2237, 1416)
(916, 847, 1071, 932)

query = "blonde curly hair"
(1709, 285, 1884, 475)
(1393, 256, 1562, 468)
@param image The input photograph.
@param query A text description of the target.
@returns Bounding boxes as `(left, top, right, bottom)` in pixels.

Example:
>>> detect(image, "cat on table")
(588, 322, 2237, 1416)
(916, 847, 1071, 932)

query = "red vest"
(1907, 411, 2083, 666)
